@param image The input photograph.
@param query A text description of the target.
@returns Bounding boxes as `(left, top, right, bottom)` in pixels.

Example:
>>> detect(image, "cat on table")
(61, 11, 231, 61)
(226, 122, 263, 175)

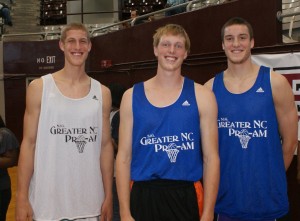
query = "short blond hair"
(60, 23, 90, 42)
(153, 24, 191, 54)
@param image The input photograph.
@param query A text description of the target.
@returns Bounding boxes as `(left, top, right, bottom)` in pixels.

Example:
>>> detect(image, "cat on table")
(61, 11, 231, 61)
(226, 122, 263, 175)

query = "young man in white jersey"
(116, 24, 220, 221)
(16, 23, 114, 221)
(205, 17, 298, 221)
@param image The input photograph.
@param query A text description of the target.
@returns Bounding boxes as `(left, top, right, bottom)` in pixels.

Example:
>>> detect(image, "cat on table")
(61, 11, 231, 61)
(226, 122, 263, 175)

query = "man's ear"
(88, 42, 92, 52)
(250, 38, 254, 49)
(59, 40, 64, 52)
(184, 51, 188, 60)
(154, 47, 158, 57)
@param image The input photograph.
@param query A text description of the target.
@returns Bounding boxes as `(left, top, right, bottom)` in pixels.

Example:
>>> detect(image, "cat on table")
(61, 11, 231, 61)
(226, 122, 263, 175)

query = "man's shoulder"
(195, 82, 215, 96)
(28, 77, 44, 90)
(100, 83, 110, 94)
(270, 70, 291, 91)
(203, 77, 215, 90)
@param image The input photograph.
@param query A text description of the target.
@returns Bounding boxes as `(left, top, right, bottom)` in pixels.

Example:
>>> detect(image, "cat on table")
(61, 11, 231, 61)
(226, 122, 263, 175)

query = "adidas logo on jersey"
(256, 87, 264, 93)
(182, 100, 190, 106)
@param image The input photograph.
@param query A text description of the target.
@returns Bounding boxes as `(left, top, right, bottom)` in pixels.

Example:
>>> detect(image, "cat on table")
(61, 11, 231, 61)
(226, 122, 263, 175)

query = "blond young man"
(16, 23, 114, 221)
(116, 24, 219, 221)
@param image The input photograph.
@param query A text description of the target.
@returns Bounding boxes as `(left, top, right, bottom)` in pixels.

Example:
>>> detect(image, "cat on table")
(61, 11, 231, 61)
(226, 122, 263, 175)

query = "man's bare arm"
(272, 72, 298, 170)
(16, 78, 43, 221)
(116, 88, 135, 221)
(196, 84, 220, 221)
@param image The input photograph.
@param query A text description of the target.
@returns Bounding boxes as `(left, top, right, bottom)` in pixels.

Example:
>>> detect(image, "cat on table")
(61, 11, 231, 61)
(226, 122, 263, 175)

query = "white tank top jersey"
(29, 74, 104, 221)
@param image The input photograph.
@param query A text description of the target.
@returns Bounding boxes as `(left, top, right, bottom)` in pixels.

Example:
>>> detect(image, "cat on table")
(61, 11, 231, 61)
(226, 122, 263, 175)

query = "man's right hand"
(16, 199, 33, 221)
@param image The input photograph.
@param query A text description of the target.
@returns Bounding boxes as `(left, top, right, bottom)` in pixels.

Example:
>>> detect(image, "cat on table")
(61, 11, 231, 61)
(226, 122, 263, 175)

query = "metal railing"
(277, 9, 300, 21)
(4, 1, 300, 41)
(278, 1, 300, 41)
(92, 0, 222, 34)
(1, 0, 222, 41)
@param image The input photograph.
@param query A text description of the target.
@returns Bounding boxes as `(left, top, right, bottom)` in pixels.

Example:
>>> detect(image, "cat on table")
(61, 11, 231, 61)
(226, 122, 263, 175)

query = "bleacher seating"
(122, 0, 166, 20)
(282, 0, 300, 41)
(40, 0, 67, 25)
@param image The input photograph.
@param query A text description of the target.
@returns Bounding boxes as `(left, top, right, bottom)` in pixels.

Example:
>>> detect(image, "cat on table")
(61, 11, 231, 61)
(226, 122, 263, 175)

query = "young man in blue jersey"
(205, 17, 298, 221)
(116, 24, 220, 221)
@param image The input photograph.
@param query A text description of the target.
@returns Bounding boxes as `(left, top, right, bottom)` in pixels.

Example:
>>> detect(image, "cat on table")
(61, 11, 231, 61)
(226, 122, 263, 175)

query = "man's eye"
(175, 44, 183, 49)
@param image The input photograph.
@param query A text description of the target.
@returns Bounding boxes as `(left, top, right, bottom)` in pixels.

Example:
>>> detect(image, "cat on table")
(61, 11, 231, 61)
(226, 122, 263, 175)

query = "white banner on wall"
(252, 53, 300, 116)
(252, 53, 300, 74)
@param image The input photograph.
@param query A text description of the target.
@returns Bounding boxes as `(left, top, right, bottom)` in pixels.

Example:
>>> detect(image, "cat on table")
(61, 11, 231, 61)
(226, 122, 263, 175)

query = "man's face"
(222, 24, 254, 65)
(154, 34, 188, 72)
(59, 29, 91, 67)
(131, 11, 137, 18)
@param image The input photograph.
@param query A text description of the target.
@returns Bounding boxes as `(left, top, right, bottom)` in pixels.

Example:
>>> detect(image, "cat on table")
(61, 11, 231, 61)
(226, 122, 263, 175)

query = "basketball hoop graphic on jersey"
(166, 143, 179, 163)
(237, 129, 251, 149)
(75, 135, 87, 153)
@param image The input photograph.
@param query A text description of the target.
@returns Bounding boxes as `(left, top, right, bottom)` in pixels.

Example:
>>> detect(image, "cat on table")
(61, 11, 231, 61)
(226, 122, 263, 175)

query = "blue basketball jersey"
(131, 77, 203, 181)
(213, 66, 289, 220)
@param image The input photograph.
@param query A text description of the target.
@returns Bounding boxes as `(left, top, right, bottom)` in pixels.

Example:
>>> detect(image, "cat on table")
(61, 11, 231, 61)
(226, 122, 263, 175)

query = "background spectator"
(0, 115, 19, 221)
(0, 2, 12, 26)
(165, 0, 186, 16)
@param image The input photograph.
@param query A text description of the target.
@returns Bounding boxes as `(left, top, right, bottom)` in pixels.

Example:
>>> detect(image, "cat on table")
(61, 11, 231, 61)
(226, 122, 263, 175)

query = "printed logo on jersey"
(218, 118, 267, 149)
(50, 125, 98, 153)
(140, 133, 194, 163)
(182, 100, 191, 106)
(92, 95, 98, 100)
(256, 87, 265, 93)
